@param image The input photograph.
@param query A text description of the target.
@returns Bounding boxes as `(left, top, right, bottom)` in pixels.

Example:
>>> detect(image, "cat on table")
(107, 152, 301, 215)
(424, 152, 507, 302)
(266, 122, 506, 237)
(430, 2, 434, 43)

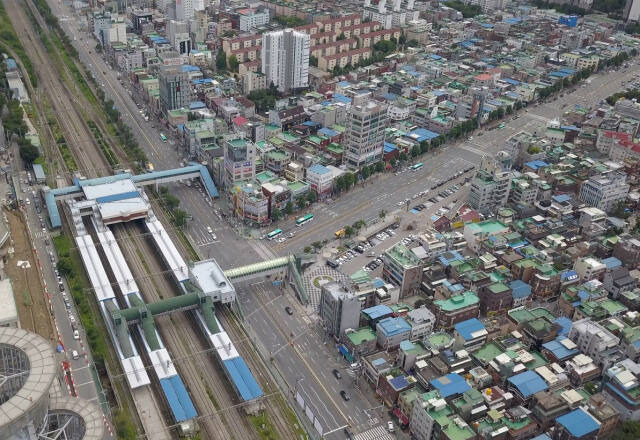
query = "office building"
(343, 100, 388, 169)
(159, 65, 191, 112)
(579, 172, 630, 213)
(167, 20, 191, 54)
(176, 0, 194, 21)
(319, 282, 361, 339)
(262, 29, 310, 93)
(382, 243, 423, 297)
(469, 155, 513, 214)
(223, 137, 256, 187)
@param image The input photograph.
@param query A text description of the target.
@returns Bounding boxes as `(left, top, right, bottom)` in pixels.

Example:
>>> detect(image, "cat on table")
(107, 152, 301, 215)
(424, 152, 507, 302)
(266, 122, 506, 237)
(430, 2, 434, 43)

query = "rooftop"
(345, 327, 376, 346)
(430, 373, 471, 398)
(454, 318, 487, 341)
(555, 408, 600, 437)
(434, 291, 479, 312)
(508, 370, 548, 398)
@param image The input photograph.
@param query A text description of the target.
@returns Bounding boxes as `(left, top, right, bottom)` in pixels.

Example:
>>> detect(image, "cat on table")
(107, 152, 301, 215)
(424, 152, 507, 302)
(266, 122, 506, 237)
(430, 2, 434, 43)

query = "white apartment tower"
(343, 101, 388, 169)
(262, 29, 310, 93)
(176, 0, 194, 21)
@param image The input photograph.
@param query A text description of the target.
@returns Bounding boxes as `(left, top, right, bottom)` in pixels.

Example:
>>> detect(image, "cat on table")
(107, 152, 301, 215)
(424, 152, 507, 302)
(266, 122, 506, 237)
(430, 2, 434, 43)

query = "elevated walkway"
(44, 164, 218, 228)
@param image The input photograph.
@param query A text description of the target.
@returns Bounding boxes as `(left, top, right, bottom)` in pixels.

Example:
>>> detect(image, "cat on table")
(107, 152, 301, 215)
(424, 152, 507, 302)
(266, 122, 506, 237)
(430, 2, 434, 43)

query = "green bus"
(296, 213, 314, 226)
(267, 229, 283, 240)
(411, 162, 424, 171)
(160, 133, 168, 142)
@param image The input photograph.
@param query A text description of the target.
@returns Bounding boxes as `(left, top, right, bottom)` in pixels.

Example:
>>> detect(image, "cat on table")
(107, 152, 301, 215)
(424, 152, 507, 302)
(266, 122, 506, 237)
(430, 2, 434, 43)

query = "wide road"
(48, 3, 640, 436)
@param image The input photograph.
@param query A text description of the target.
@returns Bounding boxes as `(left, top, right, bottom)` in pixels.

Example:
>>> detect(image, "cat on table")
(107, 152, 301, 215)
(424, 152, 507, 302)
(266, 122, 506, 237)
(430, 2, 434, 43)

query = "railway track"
(114, 222, 258, 440)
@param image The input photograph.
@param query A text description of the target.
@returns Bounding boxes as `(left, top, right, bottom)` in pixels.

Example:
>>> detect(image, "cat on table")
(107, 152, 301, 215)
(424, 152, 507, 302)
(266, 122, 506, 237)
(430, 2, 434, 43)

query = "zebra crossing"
(33, 230, 49, 239)
(354, 425, 394, 440)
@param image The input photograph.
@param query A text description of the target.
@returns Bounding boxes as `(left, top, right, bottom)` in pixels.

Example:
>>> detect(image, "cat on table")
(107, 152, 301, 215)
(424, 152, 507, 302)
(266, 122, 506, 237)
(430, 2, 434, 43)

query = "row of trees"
(606, 88, 640, 105)
(331, 39, 398, 77)
(270, 190, 318, 221)
(158, 186, 188, 227)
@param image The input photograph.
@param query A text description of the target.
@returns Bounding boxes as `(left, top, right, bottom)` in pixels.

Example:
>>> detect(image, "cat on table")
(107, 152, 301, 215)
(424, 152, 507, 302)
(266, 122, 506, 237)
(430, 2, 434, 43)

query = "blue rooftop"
(554, 317, 573, 337)
(430, 373, 471, 398)
(602, 257, 622, 269)
(556, 408, 600, 437)
(504, 17, 523, 24)
(531, 435, 551, 440)
(318, 127, 338, 138)
(332, 93, 351, 104)
(189, 101, 206, 110)
(302, 120, 320, 127)
(561, 270, 578, 282)
(406, 128, 439, 143)
(502, 78, 520, 86)
(430, 54, 442, 60)
(552, 194, 571, 203)
(454, 318, 486, 341)
(509, 280, 532, 299)
(159, 375, 198, 422)
(438, 250, 465, 267)
(377, 317, 411, 337)
(223, 357, 264, 401)
(384, 142, 397, 153)
(542, 336, 579, 361)
(508, 370, 548, 398)
(308, 164, 330, 175)
(561, 125, 580, 132)
(181, 64, 200, 72)
(362, 304, 393, 321)
(389, 375, 410, 390)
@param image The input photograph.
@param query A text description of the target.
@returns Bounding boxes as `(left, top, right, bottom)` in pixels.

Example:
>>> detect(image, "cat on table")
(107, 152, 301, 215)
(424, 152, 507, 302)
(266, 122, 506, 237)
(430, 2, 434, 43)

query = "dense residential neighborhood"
(4, 0, 640, 439)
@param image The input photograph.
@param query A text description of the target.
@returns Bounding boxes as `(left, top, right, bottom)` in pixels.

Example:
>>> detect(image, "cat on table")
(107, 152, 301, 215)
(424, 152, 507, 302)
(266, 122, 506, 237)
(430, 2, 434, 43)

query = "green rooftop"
(466, 219, 509, 236)
(385, 243, 422, 268)
(473, 342, 503, 365)
(428, 332, 453, 348)
(287, 181, 309, 192)
(488, 282, 510, 294)
(346, 327, 376, 345)
(434, 291, 479, 312)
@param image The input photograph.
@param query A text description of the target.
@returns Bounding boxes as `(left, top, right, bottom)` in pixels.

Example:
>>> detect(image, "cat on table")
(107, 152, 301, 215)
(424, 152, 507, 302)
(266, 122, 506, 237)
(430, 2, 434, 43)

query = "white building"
(306, 164, 333, 198)
(568, 319, 620, 367)
(343, 101, 388, 169)
(579, 171, 630, 213)
(262, 29, 310, 93)
(405, 307, 435, 341)
(176, 0, 194, 21)
(468, 155, 513, 214)
(573, 257, 606, 281)
(167, 20, 191, 54)
(362, 0, 418, 29)
(239, 9, 270, 31)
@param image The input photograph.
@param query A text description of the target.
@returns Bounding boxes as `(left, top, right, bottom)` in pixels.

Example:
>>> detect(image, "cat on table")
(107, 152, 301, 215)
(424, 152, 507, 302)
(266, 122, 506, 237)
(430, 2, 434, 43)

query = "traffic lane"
(256, 286, 373, 426)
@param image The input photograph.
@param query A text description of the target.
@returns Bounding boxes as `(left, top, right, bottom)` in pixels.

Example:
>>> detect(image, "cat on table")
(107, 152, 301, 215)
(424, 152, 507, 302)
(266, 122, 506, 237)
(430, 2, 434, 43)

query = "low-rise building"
(453, 318, 488, 353)
(553, 408, 601, 440)
(432, 291, 480, 329)
(376, 317, 412, 350)
(406, 307, 435, 341)
(568, 319, 620, 368)
(602, 359, 640, 420)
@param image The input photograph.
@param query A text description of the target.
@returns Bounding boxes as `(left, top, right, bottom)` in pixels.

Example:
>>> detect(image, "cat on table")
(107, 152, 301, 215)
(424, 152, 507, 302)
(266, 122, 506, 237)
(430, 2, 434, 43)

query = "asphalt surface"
(49, 3, 640, 437)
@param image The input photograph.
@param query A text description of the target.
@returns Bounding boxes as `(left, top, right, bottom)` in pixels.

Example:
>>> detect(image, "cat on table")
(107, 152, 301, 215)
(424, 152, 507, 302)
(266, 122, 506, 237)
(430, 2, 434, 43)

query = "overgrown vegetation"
(532, 0, 625, 14)
(249, 412, 279, 440)
(273, 15, 307, 27)
(87, 119, 118, 168)
(0, 1, 37, 86)
(606, 88, 640, 105)
(443, 0, 483, 17)
(247, 87, 279, 113)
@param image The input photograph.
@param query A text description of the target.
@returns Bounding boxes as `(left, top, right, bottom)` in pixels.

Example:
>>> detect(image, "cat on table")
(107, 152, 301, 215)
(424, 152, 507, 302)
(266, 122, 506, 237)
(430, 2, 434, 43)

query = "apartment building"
(469, 156, 513, 214)
(568, 319, 620, 367)
(262, 29, 310, 92)
(578, 171, 630, 213)
(343, 100, 388, 169)
(382, 243, 423, 297)
(319, 282, 361, 339)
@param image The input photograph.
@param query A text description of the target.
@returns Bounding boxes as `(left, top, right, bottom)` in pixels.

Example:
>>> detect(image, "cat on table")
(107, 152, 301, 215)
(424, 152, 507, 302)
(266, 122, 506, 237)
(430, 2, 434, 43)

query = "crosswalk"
(354, 425, 394, 440)
(33, 230, 48, 239)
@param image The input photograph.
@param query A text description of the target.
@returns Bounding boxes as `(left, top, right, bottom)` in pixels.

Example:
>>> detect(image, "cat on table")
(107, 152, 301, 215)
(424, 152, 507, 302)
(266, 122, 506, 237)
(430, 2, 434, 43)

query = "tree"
(390, 157, 398, 167)
(362, 166, 371, 180)
(173, 209, 188, 228)
(344, 225, 354, 237)
(379, 209, 387, 219)
(114, 410, 136, 440)
(414, 299, 428, 308)
(216, 47, 226, 71)
(304, 246, 312, 253)
(337, 32, 346, 41)
(271, 207, 282, 221)
(57, 258, 74, 277)
(309, 55, 318, 67)
(19, 143, 40, 163)
(228, 55, 239, 73)
(375, 161, 384, 173)
(399, 152, 408, 162)
(296, 197, 306, 210)
(284, 201, 293, 215)
(247, 89, 277, 113)
(307, 191, 317, 204)
(334, 176, 345, 192)
(411, 145, 420, 158)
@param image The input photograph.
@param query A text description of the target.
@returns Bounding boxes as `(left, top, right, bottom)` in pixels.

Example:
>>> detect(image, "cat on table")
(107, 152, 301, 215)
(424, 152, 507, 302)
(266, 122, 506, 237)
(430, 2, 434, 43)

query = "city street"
(46, 2, 640, 437)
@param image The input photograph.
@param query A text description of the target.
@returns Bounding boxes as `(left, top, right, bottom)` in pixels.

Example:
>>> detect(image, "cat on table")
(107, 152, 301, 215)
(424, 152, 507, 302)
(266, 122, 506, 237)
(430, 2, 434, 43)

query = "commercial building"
(262, 29, 310, 93)
(319, 282, 361, 339)
(382, 243, 423, 297)
(469, 156, 513, 214)
(238, 8, 270, 31)
(306, 164, 333, 199)
(343, 100, 388, 169)
(578, 172, 630, 213)
(223, 137, 256, 187)
(376, 317, 412, 350)
(159, 65, 192, 112)
(167, 20, 191, 54)
(176, 0, 194, 21)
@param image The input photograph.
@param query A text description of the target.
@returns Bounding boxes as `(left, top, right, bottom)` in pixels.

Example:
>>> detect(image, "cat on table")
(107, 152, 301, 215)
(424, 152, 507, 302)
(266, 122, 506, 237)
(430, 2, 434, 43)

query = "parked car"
(285, 306, 293, 316)
(340, 390, 350, 401)
(333, 369, 342, 379)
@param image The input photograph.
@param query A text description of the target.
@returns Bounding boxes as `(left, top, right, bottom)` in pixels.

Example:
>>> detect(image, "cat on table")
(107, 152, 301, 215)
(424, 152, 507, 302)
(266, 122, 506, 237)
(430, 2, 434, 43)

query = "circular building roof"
(0, 327, 56, 437)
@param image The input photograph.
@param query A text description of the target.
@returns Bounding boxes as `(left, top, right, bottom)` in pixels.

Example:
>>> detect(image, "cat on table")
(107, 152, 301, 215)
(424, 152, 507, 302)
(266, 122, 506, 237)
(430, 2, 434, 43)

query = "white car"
(387, 421, 394, 433)
(207, 226, 213, 234)
(72, 350, 79, 360)
(73, 330, 80, 340)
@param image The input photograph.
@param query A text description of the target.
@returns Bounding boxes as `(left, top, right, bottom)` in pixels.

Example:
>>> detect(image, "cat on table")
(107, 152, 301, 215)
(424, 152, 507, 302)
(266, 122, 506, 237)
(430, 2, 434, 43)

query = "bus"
(160, 133, 168, 142)
(411, 162, 424, 171)
(296, 213, 314, 226)
(334, 228, 346, 238)
(267, 229, 282, 240)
